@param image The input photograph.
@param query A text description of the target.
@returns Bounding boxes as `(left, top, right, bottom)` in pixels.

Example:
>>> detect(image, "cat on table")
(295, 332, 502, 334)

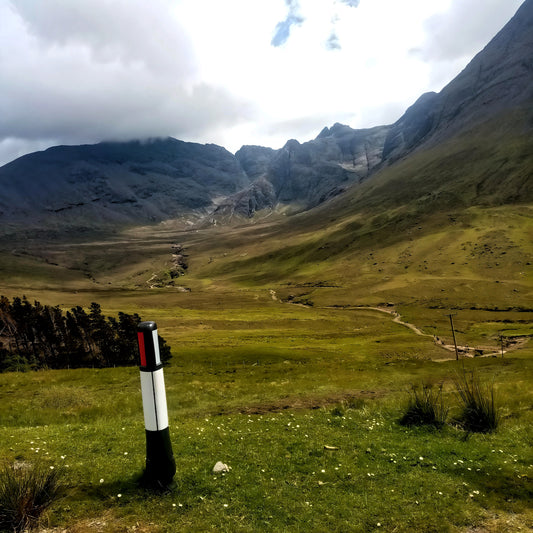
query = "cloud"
(421, 0, 523, 62)
(272, 0, 361, 50)
(0, 78, 252, 143)
(325, 31, 342, 51)
(415, 0, 524, 87)
(0, 0, 523, 166)
(0, 0, 253, 163)
(271, 0, 305, 47)
(264, 113, 356, 140)
(339, 0, 360, 7)
(9, 0, 195, 76)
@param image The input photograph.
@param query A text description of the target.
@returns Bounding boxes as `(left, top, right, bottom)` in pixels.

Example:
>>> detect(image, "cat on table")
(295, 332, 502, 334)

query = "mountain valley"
(0, 0, 532, 351)
(1, 5, 533, 531)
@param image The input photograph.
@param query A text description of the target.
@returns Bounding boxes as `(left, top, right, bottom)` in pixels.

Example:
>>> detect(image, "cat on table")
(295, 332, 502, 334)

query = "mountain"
(213, 124, 390, 219)
(0, 138, 250, 234)
(383, 0, 533, 162)
(205, 0, 533, 220)
(0, 122, 391, 232)
(0, 0, 531, 237)
(189, 0, 532, 295)
(340, 0, 533, 216)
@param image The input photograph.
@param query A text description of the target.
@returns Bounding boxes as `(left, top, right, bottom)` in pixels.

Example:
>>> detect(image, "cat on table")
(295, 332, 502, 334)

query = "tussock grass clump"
(453, 368, 499, 434)
(399, 383, 448, 428)
(330, 397, 367, 417)
(330, 405, 345, 417)
(0, 461, 62, 532)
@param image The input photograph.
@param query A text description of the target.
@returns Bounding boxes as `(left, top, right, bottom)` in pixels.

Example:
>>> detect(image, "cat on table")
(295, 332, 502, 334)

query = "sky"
(0, 0, 525, 166)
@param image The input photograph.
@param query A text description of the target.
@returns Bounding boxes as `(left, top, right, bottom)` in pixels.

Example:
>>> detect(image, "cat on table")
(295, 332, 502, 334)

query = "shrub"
(399, 383, 448, 428)
(453, 368, 498, 434)
(0, 461, 62, 532)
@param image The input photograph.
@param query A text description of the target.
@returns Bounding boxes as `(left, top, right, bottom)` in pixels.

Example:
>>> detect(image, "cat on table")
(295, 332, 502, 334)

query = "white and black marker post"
(137, 321, 176, 487)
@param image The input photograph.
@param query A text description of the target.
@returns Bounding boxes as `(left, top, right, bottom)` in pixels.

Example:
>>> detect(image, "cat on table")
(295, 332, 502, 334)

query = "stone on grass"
(213, 461, 231, 474)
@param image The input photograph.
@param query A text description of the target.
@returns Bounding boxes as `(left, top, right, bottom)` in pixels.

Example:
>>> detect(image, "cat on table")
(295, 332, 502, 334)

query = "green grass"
(0, 293, 532, 531)
(1, 363, 532, 532)
(0, 107, 531, 530)
(0, 218, 530, 530)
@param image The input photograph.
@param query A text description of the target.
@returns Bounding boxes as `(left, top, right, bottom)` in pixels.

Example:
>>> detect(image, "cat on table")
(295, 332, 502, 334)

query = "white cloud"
(0, 1, 252, 147)
(0, 0, 524, 165)
(417, 0, 524, 87)
(11, 0, 196, 77)
(422, 0, 523, 62)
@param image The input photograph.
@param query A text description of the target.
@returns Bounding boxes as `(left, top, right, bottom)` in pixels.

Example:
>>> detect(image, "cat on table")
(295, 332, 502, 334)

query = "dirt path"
(269, 289, 523, 359)
(353, 306, 429, 337)
(346, 306, 510, 358)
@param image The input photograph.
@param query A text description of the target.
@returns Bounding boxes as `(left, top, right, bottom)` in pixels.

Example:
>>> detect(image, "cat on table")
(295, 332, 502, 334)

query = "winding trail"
(349, 306, 525, 358)
(354, 306, 428, 336)
(351, 306, 472, 358)
(269, 289, 523, 359)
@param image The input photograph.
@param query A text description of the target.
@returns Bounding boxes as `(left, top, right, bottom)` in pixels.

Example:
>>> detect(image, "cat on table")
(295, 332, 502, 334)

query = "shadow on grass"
(64, 467, 217, 511)
(457, 465, 533, 511)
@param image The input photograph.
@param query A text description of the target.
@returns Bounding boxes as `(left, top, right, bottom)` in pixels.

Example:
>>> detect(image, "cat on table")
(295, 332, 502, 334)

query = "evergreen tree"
(0, 296, 171, 372)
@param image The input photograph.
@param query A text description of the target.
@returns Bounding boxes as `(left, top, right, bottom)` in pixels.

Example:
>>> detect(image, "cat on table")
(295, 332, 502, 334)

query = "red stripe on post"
(138, 332, 147, 367)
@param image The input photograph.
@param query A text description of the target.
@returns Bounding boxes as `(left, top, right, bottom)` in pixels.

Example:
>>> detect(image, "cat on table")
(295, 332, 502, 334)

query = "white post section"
(137, 321, 175, 487)
(140, 369, 169, 431)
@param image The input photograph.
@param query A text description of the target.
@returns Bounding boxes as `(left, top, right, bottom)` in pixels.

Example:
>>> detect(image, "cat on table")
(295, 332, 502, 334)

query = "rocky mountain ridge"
(0, 122, 393, 232)
(215, 123, 391, 219)
(0, 0, 531, 234)
(0, 138, 250, 233)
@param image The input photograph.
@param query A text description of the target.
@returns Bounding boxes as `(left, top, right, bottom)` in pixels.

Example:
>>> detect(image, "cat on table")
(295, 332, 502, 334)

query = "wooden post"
(447, 313, 459, 360)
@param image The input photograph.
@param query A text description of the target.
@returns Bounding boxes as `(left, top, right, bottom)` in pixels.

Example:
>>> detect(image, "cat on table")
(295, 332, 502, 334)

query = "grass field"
(1, 285, 532, 532)
(0, 179, 532, 530)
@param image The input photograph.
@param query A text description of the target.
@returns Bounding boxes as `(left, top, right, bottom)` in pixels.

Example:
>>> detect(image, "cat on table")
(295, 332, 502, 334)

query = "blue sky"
(0, 0, 524, 166)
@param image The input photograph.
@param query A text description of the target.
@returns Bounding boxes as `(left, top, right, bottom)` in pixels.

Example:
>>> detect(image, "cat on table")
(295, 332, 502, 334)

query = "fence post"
(137, 321, 176, 487)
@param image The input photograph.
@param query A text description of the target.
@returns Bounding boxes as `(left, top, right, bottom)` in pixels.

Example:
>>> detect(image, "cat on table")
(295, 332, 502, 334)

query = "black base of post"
(142, 427, 176, 488)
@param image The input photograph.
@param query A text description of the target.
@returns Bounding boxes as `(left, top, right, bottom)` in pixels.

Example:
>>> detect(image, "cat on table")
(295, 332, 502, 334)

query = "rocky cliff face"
(204, 0, 533, 220)
(0, 123, 391, 230)
(0, 137, 250, 232)
(218, 123, 390, 218)
(383, 0, 533, 161)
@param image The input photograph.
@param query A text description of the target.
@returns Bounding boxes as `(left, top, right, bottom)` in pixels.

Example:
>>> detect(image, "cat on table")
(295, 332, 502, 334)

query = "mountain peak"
(382, 0, 533, 161)
(316, 123, 354, 139)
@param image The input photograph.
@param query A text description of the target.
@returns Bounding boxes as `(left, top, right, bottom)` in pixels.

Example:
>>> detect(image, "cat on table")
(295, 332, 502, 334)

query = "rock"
(175, 286, 191, 293)
(212, 461, 231, 473)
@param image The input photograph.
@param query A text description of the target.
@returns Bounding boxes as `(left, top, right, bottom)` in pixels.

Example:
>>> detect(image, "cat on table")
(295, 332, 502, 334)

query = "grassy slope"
(0, 108, 532, 531)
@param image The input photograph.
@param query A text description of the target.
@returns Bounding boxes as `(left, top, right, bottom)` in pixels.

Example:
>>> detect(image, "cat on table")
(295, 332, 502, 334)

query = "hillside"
(0, 0, 531, 315)
(383, 0, 533, 161)
(0, 138, 251, 234)
(1, 2, 532, 238)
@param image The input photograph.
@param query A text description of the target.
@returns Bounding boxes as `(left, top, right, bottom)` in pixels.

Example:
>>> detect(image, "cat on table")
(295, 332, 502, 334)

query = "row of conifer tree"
(0, 296, 171, 372)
